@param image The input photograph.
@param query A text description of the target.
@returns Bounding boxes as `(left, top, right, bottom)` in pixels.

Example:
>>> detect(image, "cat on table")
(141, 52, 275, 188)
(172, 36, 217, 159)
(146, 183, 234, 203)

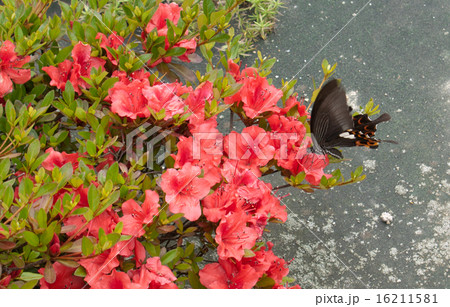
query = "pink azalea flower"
(199, 258, 259, 289)
(129, 257, 178, 289)
(141, 83, 187, 120)
(109, 79, 151, 119)
(43, 42, 105, 94)
(224, 67, 282, 118)
(42, 148, 83, 171)
(120, 190, 160, 237)
(42, 60, 73, 91)
(0, 40, 31, 97)
(160, 163, 212, 221)
(224, 126, 275, 176)
(96, 31, 124, 65)
(215, 210, 259, 260)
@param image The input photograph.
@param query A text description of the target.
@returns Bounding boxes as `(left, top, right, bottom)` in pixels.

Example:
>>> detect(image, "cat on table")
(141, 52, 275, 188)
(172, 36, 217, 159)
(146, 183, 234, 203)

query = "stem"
(261, 169, 280, 177)
(4, 193, 35, 225)
(272, 184, 292, 190)
(3, 259, 46, 275)
(229, 109, 234, 133)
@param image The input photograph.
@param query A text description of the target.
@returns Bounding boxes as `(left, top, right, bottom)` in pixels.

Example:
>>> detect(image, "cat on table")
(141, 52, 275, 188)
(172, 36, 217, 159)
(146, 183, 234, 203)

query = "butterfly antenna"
(380, 139, 399, 144)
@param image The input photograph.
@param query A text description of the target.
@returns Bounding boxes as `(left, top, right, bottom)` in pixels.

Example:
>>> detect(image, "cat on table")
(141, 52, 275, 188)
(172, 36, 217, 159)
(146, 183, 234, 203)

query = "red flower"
(43, 42, 105, 94)
(120, 190, 160, 237)
(143, 2, 196, 65)
(70, 42, 106, 94)
(79, 249, 120, 284)
(257, 242, 289, 284)
(38, 262, 85, 289)
(199, 258, 260, 289)
(172, 118, 223, 186)
(96, 31, 124, 65)
(111, 69, 151, 85)
(226, 59, 241, 78)
(290, 153, 331, 185)
(130, 257, 178, 289)
(145, 3, 181, 36)
(42, 148, 82, 171)
(160, 163, 211, 221)
(109, 79, 151, 119)
(185, 81, 213, 118)
(64, 209, 119, 239)
(215, 210, 259, 260)
(237, 180, 287, 226)
(278, 95, 308, 118)
(141, 83, 187, 120)
(225, 67, 282, 118)
(89, 269, 142, 289)
(42, 60, 72, 91)
(224, 126, 275, 176)
(268, 114, 308, 169)
(0, 40, 31, 97)
(202, 183, 237, 223)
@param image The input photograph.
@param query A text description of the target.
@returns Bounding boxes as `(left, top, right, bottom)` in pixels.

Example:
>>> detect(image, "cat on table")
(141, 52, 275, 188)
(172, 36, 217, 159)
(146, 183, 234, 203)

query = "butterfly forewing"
(310, 79, 394, 158)
(311, 79, 353, 148)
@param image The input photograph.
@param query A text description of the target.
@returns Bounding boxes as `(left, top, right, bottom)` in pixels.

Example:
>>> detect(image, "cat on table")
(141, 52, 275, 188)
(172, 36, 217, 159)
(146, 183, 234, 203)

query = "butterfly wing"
(310, 79, 394, 158)
(311, 79, 354, 149)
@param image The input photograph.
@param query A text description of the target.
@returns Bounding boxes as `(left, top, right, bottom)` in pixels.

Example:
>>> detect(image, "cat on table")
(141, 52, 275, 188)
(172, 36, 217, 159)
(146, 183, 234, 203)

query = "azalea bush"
(0, 0, 368, 289)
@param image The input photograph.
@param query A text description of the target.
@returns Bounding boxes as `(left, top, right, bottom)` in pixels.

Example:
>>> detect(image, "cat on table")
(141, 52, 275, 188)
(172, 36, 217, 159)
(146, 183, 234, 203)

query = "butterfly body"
(310, 79, 394, 159)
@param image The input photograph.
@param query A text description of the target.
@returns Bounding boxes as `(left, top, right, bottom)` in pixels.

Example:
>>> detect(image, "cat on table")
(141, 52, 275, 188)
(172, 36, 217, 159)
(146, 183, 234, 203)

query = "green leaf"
(74, 266, 87, 278)
(243, 249, 256, 258)
(188, 270, 205, 289)
(63, 81, 75, 104)
(87, 184, 100, 212)
(106, 162, 119, 184)
(161, 248, 178, 265)
(164, 47, 186, 57)
(256, 276, 276, 288)
(209, 33, 230, 43)
(19, 272, 44, 281)
(26, 139, 41, 164)
(311, 87, 320, 103)
(176, 263, 191, 271)
(82, 236, 94, 256)
(40, 228, 55, 246)
(322, 58, 329, 75)
(18, 177, 33, 200)
(203, 0, 215, 19)
(86, 140, 97, 156)
(2, 186, 14, 208)
(96, 125, 105, 146)
(34, 182, 58, 199)
(20, 279, 39, 289)
(37, 209, 47, 229)
(5, 101, 16, 124)
(101, 77, 118, 93)
(0, 158, 11, 181)
(221, 82, 243, 98)
(23, 231, 40, 246)
(55, 45, 73, 64)
(184, 243, 195, 257)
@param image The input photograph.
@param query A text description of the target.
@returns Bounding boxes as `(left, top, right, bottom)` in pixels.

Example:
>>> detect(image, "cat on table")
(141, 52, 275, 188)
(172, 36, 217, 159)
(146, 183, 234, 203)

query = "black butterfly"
(310, 79, 396, 159)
